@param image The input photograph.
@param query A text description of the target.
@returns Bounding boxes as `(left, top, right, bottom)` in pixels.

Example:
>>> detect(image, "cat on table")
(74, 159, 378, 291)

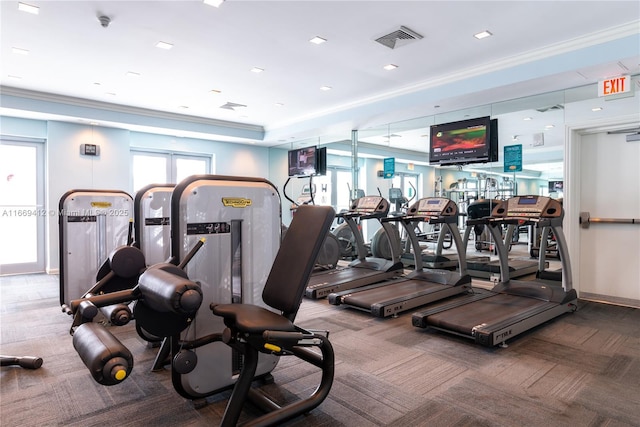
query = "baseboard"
(579, 292, 640, 309)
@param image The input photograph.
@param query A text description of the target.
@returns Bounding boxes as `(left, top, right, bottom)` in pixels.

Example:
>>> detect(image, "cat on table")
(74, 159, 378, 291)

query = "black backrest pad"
(262, 205, 335, 319)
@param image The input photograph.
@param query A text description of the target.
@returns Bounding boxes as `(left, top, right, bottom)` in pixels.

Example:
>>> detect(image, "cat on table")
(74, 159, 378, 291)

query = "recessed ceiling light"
(89, 122, 99, 126)
(309, 36, 327, 45)
(320, 86, 332, 91)
(383, 64, 398, 71)
(210, 89, 222, 94)
(523, 117, 532, 121)
(18, 2, 39, 14)
(545, 124, 555, 129)
(473, 30, 493, 40)
(126, 71, 141, 77)
(105, 92, 116, 96)
(8, 75, 22, 80)
(203, 0, 224, 7)
(156, 41, 173, 50)
(275, 103, 284, 107)
(179, 105, 189, 109)
(251, 67, 264, 73)
(12, 47, 29, 55)
(591, 107, 603, 112)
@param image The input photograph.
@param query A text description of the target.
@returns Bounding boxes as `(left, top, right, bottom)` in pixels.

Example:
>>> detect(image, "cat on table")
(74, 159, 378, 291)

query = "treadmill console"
(349, 196, 390, 216)
(407, 197, 458, 217)
(492, 196, 562, 218)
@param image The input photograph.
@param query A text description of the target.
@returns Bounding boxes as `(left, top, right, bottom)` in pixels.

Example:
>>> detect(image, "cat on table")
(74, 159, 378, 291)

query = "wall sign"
(504, 145, 522, 172)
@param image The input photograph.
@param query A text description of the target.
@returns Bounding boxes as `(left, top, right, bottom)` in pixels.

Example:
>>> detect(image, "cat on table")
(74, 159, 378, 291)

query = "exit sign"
(598, 75, 630, 97)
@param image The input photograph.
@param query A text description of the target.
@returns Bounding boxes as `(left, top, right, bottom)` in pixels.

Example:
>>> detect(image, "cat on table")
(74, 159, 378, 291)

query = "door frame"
(565, 113, 639, 305)
(0, 137, 46, 275)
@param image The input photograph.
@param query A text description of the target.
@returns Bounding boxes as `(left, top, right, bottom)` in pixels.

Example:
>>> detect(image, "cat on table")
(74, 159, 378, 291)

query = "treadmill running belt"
(426, 293, 554, 336)
(342, 280, 447, 309)
(467, 259, 536, 273)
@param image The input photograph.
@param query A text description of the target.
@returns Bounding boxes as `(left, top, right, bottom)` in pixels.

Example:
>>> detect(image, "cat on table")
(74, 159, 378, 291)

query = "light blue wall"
(1, 117, 273, 271)
(1, 116, 47, 138)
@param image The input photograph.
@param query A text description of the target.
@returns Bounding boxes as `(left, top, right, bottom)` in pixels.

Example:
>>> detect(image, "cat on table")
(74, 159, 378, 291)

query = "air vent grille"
(536, 104, 565, 113)
(220, 102, 247, 110)
(375, 26, 423, 49)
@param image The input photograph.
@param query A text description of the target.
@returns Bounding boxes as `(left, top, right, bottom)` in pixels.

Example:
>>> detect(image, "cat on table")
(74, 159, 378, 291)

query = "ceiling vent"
(220, 102, 247, 111)
(374, 26, 423, 49)
(536, 104, 565, 113)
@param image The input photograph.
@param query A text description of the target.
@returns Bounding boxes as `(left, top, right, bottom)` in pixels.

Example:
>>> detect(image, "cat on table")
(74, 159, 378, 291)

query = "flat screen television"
(315, 147, 327, 176)
(288, 146, 317, 177)
(287, 146, 327, 177)
(429, 116, 498, 166)
(548, 180, 563, 192)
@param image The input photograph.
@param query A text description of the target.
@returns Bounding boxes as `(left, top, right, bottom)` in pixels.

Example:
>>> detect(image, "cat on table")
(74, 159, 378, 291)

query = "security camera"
(98, 15, 111, 28)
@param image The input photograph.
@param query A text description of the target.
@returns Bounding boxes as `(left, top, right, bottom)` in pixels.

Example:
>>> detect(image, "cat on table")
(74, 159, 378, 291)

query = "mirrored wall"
(270, 78, 638, 230)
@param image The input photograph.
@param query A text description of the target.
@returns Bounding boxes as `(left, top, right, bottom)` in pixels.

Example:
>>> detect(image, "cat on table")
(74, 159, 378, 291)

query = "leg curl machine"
(68, 204, 336, 426)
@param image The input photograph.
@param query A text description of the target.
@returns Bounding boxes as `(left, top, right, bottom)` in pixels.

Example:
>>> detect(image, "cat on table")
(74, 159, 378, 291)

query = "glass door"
(0, 139, 45, 274)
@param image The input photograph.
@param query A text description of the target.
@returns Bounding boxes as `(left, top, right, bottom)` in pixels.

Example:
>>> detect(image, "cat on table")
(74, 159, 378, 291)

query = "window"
(131, 150, 212, 193)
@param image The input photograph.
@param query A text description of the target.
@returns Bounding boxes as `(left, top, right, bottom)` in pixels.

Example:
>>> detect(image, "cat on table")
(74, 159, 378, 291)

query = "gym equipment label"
(187, 222, 231, 235)
(222, 198, 252, 208)
(145, 217, 170, 226)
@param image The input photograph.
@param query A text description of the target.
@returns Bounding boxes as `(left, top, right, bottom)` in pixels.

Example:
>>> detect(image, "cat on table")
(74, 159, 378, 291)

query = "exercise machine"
(305, 195, 404, 299)
(413, 196, 578, 347)
(283, 178, 341, 271)
(59, 189, 134, 307)
(328, 197, 472, 318)
(211, 204, 335, 426)
(133, 183, 175, 266)
(463, 199, 541, 279)
(68, 198, 336, 425)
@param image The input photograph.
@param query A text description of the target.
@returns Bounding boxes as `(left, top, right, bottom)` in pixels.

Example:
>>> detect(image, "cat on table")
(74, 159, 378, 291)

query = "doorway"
(0, 138, 46, 275)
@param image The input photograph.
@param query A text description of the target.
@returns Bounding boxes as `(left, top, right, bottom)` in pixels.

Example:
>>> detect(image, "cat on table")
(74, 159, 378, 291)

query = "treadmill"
(399, 218, 490, 270)
(328, 197, 473, 318)
(535, 225, 563, 283)
(462, 199, 541, 279)
(305, 195, 404, 299)
(412, 196, 578, 347)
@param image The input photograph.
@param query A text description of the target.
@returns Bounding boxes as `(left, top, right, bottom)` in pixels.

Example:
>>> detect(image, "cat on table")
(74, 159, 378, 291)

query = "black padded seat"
(213, 304, 297, 334)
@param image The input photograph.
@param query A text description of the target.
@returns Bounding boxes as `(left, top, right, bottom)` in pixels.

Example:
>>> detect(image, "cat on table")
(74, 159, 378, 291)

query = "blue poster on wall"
(383, 157, 395, 179)
(504, 145, 522, 172)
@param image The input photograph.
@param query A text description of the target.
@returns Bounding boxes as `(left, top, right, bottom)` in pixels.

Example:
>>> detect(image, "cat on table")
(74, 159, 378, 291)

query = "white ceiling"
(1, 0, 639, 163)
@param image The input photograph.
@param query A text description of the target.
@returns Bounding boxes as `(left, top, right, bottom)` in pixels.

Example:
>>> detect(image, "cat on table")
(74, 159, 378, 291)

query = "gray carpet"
(1, 273, 639, 426)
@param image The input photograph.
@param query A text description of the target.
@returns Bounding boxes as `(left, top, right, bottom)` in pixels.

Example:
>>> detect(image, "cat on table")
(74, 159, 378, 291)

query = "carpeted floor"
(1, 273, 639, 426)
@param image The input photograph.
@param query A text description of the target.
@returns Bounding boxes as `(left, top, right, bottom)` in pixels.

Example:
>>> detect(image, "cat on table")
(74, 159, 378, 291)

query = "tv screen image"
(548, 181, 563, 192)
(288, 146, 317, 177)
(429, 116, 497, 166)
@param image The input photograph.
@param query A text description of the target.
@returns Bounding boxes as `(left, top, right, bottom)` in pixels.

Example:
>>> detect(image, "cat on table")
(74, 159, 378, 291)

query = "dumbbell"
(0, 355, 43, 369)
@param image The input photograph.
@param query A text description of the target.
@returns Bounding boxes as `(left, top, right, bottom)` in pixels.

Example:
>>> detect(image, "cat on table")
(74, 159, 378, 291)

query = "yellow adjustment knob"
(264, 343, 281, 353)
(114, 369, 127, 381)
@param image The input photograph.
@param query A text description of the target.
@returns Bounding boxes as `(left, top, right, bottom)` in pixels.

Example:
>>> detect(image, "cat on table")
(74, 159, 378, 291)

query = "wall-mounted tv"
(548, 180, 563, 192)
(288, 146, 317, 177)
(429, 116, 498, 166)
(315, 147, 327, 176)
(287, 146, 327, 177)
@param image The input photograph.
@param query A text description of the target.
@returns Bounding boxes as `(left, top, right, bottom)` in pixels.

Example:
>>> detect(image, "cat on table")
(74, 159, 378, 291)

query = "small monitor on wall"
(288, 146, 317, 177)
(287, 146, 327, 177)
(429, 116, 498, 166)
(548, 181, 563, 192)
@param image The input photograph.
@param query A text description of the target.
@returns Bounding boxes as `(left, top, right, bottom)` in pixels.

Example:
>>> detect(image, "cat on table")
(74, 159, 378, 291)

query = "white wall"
(46, 122, 132, 272)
